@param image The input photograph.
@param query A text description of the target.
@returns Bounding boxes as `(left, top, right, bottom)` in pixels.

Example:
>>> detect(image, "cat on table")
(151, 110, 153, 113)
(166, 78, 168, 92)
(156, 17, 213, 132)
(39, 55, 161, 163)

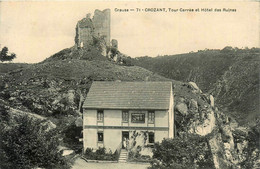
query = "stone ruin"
(75, 9, 110, 48)
(74, 9, 130, 64)
(75, 9, 116, 55)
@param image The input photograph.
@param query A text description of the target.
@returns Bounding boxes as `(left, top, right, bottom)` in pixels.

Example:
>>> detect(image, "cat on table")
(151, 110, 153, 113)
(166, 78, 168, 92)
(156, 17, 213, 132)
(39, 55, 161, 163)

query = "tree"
(0, 46, 16, 62)
(0, 115, 70, 169)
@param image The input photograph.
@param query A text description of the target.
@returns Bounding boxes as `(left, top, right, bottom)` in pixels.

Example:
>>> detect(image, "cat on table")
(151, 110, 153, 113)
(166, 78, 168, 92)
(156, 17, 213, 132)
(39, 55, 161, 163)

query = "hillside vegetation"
(0, 47, 259, 168)
(132, 47, 260, 126)
(0, 57, 167, 118)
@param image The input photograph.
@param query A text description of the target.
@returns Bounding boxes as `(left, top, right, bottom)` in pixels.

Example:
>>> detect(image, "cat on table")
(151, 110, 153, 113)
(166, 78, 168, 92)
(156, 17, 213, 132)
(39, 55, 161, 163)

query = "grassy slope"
(0, 63, 29, 75)
(133, 48, 260, 126)
(2, 59, 169, 88)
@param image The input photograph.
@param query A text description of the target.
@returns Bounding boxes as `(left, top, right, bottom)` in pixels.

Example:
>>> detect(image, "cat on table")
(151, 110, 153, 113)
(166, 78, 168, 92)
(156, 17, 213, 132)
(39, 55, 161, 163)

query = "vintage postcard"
(0, 1, 259, 169)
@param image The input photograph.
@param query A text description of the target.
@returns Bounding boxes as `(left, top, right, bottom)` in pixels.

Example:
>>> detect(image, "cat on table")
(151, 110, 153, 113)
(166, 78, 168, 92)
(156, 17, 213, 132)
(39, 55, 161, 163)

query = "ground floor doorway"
(122, 131, 129, 149)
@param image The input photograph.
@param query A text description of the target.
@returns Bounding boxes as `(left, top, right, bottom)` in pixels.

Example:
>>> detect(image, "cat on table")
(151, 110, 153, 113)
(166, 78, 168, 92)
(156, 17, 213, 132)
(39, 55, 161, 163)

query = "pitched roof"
(83, 81, 172, 110)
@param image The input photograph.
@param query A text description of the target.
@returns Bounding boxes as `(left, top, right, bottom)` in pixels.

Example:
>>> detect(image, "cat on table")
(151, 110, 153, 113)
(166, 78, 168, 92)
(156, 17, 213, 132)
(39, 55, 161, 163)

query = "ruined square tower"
(75, 9, 111, 48)
(93, 9, 111, 45)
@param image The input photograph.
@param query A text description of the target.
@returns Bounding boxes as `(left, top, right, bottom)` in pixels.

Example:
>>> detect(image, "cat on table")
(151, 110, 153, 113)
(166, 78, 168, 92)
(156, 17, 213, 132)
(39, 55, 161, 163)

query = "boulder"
(67, 89, 75, 104)
(188, 82, 200, 91)
(176, 102, 188, 116)
(75, 117, 83, 127)
(189, 99, 198, 113)
(193, 109, 216, 136)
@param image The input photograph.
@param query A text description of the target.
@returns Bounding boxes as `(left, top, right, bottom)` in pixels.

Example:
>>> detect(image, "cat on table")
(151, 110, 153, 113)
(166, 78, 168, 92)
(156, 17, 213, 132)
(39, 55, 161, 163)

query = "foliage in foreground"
(0, 112, 70, 169)
(149, 134, 214, 169)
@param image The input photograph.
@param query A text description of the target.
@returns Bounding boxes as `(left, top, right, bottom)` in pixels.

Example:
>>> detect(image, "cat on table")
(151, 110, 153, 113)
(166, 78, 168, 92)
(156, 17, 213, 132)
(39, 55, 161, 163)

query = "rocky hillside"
(132, 47, 260, 126)
(0, 51, 166, 117)
(0, 47, 259, 168)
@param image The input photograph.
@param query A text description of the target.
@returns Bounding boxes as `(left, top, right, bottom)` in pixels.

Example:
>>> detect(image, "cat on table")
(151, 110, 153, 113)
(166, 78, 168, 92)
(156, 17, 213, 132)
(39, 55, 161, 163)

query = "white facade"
(82, 81, 174, 153)
(83, 108, 174, 152)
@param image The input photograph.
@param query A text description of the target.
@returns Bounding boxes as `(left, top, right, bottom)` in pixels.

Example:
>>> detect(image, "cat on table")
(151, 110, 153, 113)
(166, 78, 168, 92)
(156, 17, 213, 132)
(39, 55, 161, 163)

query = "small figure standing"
(123, 137, 126, 149)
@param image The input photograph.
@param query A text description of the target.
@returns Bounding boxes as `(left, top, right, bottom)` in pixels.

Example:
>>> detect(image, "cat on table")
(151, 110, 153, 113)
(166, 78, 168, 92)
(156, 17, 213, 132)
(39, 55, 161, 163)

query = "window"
(97, 110, 104, 122)
(148, 132, 154, 143)
(131, 113, 145, 123)
(148, 111, 155, 124)
(97, 132, 103, 142)
(122, 111, 129, 122)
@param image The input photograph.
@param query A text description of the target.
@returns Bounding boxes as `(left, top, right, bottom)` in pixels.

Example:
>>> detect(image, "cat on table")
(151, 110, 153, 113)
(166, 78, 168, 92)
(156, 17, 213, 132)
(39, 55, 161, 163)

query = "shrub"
(84, 147, 118, 161)
(150, 134, 214, 169)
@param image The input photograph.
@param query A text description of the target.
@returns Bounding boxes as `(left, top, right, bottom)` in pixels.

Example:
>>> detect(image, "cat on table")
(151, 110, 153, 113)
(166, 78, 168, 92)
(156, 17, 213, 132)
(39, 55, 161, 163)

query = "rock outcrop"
(174, 81, 258, 169)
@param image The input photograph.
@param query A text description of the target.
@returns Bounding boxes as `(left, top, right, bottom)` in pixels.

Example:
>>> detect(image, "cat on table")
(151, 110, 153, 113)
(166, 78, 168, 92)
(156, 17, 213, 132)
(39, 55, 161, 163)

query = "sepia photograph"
(0, 1, 259, 169)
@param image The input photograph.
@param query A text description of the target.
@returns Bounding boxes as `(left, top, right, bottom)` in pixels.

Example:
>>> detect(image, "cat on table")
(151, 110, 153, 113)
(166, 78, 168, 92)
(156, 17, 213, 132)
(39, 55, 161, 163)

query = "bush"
(63, 124, 82, 153)
(150, 134, 214, 169)
(84, 147, 118, 161)
(122, 56, 134, 66)
(0, 115, 70, 169)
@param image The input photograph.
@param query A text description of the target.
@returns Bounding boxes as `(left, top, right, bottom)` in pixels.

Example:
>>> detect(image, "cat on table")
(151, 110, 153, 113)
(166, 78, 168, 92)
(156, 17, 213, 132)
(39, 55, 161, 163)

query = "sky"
(0, 1, 259, 63)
